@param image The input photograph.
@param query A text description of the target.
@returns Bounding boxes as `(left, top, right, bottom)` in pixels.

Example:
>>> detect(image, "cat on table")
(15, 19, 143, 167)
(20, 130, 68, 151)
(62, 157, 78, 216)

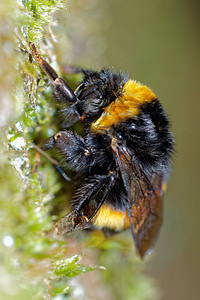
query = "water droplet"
(2, 235, 14, 248)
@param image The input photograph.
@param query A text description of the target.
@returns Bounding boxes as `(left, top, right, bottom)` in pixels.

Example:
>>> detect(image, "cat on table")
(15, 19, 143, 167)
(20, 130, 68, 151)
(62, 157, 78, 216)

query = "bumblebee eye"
(75, 84, 98, 100)
(81, 85, 98, 99)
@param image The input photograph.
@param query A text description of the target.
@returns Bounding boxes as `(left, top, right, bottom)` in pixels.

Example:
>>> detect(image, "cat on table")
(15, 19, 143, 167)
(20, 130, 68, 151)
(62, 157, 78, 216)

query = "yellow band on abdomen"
(92, 203, 130, 231)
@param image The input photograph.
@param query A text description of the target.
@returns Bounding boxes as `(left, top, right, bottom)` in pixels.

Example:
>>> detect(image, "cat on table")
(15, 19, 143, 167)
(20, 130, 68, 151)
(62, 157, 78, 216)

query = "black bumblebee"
(31, 43, 173, 258)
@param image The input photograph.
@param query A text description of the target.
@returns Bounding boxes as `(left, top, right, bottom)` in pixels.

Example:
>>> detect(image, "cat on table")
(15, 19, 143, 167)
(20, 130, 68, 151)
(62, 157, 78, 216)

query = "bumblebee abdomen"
(115, 99, 174, 175)
(91, 203, 130, 231)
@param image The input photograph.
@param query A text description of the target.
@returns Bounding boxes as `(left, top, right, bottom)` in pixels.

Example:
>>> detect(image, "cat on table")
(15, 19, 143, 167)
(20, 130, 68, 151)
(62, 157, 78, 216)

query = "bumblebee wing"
(111, 138, 164, 258)
(129, 173, 164, 258)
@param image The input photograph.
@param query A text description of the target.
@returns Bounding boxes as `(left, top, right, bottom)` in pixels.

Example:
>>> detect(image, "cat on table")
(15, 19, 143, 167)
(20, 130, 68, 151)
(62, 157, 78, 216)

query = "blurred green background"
(104, 1, 200, 299)
(0, 0, 200, 299)
(103, 1, 200, 299)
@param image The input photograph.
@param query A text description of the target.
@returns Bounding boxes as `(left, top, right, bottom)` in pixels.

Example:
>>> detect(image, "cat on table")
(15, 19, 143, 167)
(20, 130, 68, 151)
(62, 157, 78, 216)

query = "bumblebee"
(31, 43, 173, 258)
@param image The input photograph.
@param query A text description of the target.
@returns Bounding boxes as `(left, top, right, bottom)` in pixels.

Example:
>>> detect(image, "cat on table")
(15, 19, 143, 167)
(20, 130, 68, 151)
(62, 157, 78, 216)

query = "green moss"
(53, 255, 103, 277)
(0, 1, 104, 299)
(16, 0, 66, 43)
(1, 1, 162, 299)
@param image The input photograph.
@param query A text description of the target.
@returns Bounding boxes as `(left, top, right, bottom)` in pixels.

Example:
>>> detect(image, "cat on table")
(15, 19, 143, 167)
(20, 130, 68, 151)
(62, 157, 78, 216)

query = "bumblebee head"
(74, 69, 128, 121)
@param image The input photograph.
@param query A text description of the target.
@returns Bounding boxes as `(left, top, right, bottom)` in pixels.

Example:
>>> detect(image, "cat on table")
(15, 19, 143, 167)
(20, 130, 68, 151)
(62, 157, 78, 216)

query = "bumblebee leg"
(73, 171, 117, 218)
(40, 130, 92, 172)
(54, 171, 117, 234)
(61, 65, 96, 78)
(32, 144, 71, 181)
(61, 65, 88, 75)
(30, 43, 78, 105)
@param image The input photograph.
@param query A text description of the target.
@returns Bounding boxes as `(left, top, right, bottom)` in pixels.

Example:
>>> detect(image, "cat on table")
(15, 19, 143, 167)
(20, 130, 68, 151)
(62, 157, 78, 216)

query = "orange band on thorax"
(91, 80, 156, 133)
